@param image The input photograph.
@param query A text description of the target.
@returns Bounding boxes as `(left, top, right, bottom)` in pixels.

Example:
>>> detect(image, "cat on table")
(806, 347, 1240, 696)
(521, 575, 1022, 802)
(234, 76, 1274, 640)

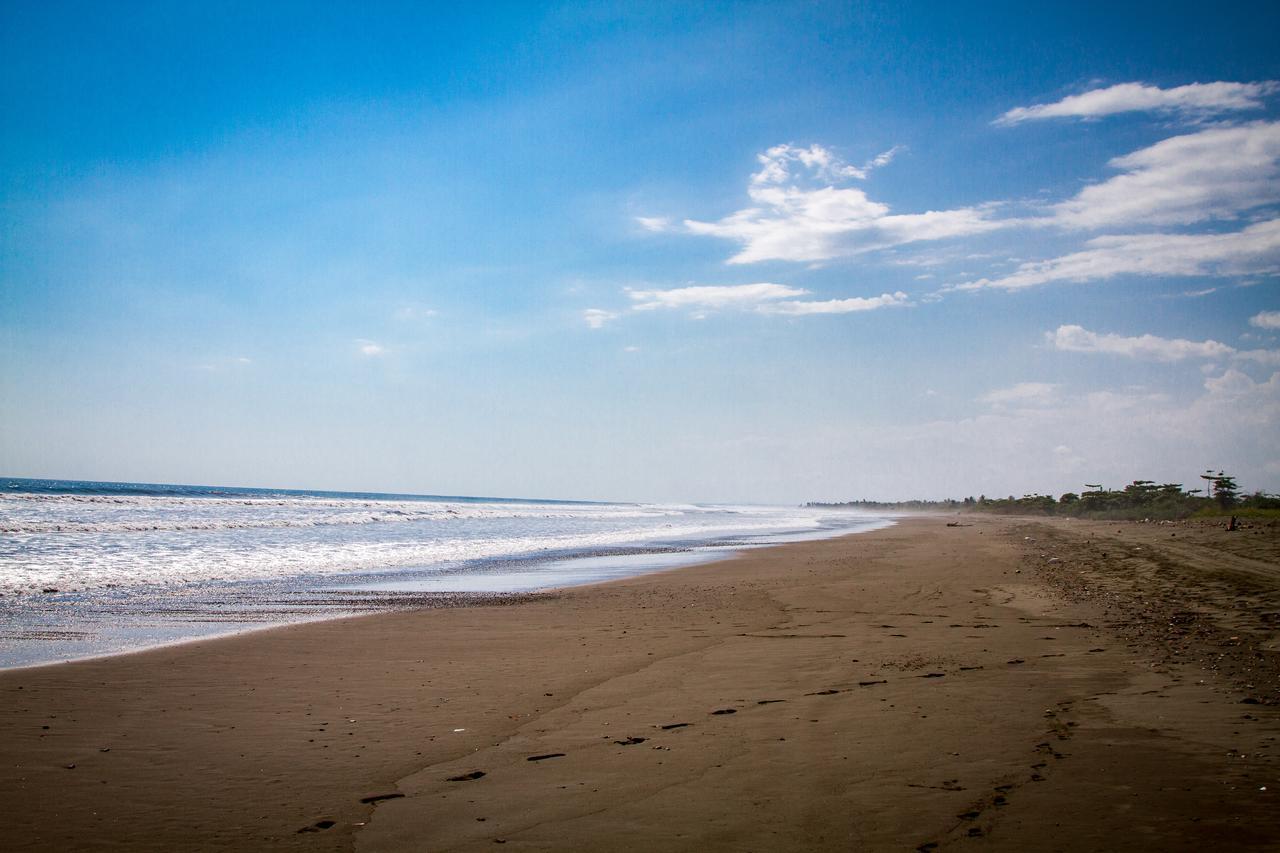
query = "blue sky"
(2, 1, 1279, 502)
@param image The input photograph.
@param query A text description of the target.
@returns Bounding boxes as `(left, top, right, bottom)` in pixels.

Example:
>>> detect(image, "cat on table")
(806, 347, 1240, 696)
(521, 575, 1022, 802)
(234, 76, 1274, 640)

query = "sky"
(2, 1, 1279, 504)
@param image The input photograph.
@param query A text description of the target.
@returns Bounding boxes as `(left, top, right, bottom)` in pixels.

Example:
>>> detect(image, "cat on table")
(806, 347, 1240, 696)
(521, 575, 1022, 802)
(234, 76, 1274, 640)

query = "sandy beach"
(2, 516, 1277, 851)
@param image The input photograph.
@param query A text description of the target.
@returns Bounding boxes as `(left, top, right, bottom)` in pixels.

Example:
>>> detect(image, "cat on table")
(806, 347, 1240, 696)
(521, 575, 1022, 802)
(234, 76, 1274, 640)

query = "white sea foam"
(0, 489, 876, 596)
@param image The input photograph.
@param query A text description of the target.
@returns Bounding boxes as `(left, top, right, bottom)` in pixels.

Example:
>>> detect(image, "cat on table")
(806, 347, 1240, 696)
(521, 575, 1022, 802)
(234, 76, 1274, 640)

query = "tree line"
(808, 471, 1280, 520)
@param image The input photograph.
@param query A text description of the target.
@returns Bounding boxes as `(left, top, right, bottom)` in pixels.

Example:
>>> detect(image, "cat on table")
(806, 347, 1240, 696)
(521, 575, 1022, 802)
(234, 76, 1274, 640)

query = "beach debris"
(360, 793, 405, 804)
(613, 736, 647, 746)
(446, 771, 486, 781)
(527, 753, 566, 762)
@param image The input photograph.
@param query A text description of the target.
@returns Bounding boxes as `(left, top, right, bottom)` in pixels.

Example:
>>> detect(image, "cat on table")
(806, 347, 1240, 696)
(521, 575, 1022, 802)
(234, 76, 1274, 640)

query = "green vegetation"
(808, 470, 1280, 520)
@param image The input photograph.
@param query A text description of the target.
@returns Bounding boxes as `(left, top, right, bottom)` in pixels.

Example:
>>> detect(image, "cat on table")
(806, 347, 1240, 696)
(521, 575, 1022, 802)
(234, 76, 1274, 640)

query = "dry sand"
(2, 516, 1277, 851)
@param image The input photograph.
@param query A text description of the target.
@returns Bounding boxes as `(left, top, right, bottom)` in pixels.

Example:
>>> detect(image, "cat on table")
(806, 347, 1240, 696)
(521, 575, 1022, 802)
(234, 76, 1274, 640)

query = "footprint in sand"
(710, 708, 738, 715)
(527, 753, 566, 762)
(446, 770, 486, 781)
(660, 723, 691, 730)
(614, 737, 647, 746)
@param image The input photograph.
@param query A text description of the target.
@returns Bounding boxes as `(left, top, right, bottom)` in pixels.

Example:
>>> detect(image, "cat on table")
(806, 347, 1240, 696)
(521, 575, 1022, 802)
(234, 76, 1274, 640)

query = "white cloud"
(996, 81, 1278, 125)
(1048, 324, 1235, 361)
(751, 144, 871, 185)
(1236, 348, 1280, 366)
(980, 382, 1059, 407)
(635, 216, 671, 232)
(758, 291, 910, 315)
(356, 339, 387, 357)
(683, 144, 1005, 264)
(957, 218, 1280, 290)
(627, 282, 807, 312)
(868, 145, 904, 169)
(1049, 121, 1280, 229)
(1204, 367, 1280, 400)
(582, 308, 620, 329)
(1048, 323, 1280, 366)
(1251, 310, 1280, 329)
(621, 283, 909, 319)
(395, 305, 438, 321)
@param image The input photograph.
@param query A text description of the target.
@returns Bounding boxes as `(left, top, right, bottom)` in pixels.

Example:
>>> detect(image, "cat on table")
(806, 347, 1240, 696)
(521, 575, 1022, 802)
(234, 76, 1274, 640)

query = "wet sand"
(1, 516, 1277, 851)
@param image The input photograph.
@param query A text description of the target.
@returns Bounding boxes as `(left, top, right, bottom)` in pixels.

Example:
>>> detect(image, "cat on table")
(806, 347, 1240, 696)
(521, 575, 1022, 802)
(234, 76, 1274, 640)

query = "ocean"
(0, 478, 891, 667)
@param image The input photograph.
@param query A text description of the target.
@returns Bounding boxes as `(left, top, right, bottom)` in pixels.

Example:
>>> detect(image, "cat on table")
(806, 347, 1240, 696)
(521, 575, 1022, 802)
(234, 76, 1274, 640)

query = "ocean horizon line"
(0, 476, 629, 508)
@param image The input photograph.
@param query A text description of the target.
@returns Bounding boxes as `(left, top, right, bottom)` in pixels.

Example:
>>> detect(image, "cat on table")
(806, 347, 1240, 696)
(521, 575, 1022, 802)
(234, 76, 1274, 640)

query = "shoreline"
(2, 516, 1277, 850)
(0, 513, 892, 670)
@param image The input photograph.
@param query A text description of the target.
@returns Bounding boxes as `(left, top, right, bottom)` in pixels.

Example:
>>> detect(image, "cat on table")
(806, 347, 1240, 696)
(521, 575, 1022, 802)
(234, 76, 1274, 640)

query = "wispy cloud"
(627, 282, 807, 311)
(1251, 310, 1280, 329)
(980, 382, 1059, 407)
(995, 80, 1278, 125)
(1048, 324, 1280, 366)
(758, 291, 910, 315)
(956, 218, 1280, 290)
(635, 215, 671, 232)
(582, 308, 620, 329)
(195, 356, 253, 372)
(680, 144, 1005, 264)
(750, 143, 901, 187)
(395, 304, 438, 321)
(356, 339, 387, 357)
(1048, 121, 1280, 229)
(612, 282, 908, 319)
(1047, 324, 1235, 361)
